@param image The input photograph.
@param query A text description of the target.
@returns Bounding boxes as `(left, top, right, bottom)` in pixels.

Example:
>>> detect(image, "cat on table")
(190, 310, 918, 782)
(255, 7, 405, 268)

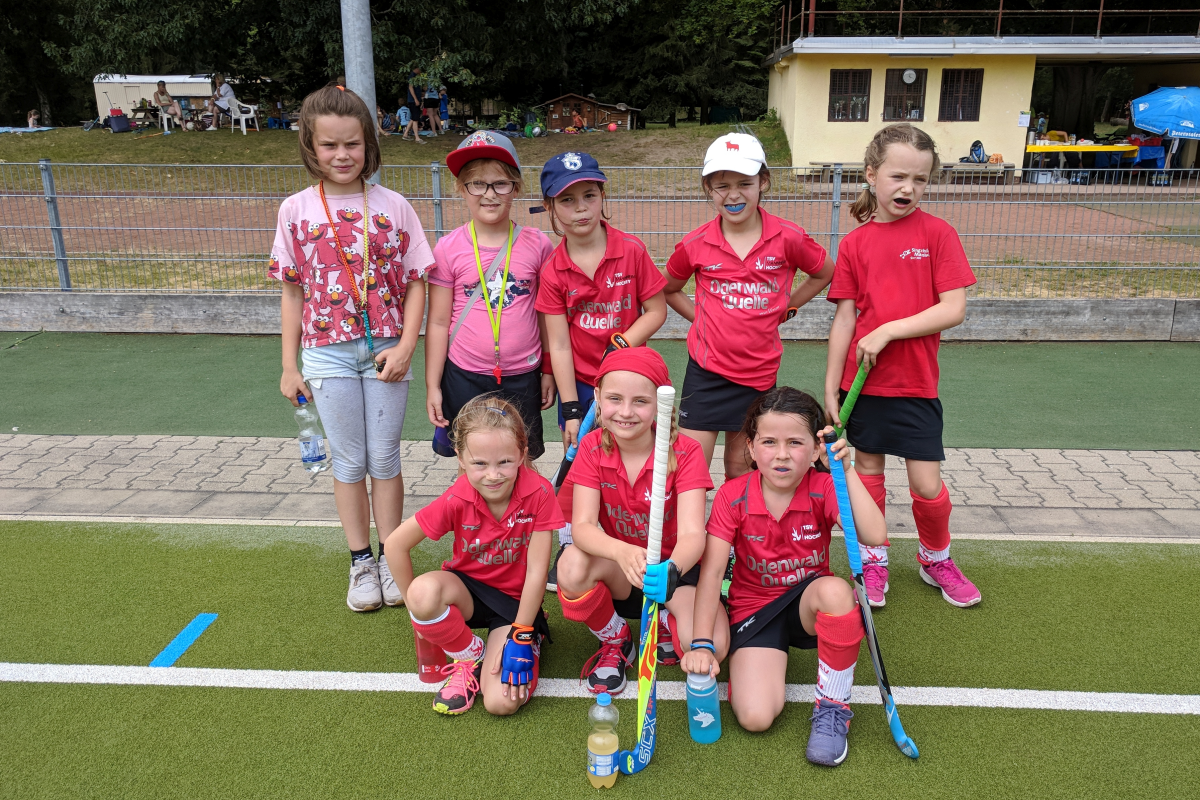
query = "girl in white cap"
(663, 133, 835, 481)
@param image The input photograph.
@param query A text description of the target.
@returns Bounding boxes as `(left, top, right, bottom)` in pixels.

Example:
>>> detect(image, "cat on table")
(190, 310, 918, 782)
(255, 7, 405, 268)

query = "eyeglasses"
(462, 180, 516, 196)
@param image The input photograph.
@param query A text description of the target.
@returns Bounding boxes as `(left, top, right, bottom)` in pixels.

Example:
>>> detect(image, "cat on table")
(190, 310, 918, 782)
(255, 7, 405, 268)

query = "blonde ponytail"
(851, 123, 941, 223)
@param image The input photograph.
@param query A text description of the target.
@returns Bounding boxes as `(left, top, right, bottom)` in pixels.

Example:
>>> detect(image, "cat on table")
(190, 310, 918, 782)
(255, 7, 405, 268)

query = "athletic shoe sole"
(806, 742, 849, 767)
(382, 596, 405, 608)
(919, 567, 981, 608)
(867, 582, 888, 608)
(587, 674, 628, 695)
(347, 598, 383, 612)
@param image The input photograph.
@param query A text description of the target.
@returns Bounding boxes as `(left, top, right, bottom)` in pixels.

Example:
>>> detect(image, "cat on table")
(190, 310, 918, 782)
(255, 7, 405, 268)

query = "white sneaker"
(347, 558, 383, 611)
(378, 554, 404, 607)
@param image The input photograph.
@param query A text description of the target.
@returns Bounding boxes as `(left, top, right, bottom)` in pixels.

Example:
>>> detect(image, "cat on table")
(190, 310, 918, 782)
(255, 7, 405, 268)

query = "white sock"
(557, 523, 573, 547)
(816, 659, 855, 704)
(591, 611, 627, 644)
(445, 634, 485, 662)
(860, 544, 889, 568)
(919, 543, 951, 564)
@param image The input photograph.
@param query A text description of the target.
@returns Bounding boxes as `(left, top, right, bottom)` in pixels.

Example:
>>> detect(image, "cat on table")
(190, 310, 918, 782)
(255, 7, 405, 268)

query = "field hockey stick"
(619, 384, 674, 776)
(823, 431, 919, 760)
(834, 364, 869, 438)
(550, 334, 629, 492)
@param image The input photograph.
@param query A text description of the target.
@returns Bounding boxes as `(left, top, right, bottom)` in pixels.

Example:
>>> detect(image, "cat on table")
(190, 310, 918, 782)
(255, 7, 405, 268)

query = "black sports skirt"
(841, 390, 945, 462)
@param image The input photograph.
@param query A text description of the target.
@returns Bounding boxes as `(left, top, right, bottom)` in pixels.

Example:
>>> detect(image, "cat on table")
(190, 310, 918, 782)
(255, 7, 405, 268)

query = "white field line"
(2, 514, 1196, 544)
(2, 662, 1197, 715)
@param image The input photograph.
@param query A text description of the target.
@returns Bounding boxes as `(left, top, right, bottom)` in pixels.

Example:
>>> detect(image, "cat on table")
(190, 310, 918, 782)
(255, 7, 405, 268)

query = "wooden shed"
(535, 93, 639, 131)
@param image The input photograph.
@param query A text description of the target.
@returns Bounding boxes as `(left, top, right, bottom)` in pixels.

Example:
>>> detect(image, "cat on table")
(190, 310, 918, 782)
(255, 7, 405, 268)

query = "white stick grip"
(645, 386, 675, 566)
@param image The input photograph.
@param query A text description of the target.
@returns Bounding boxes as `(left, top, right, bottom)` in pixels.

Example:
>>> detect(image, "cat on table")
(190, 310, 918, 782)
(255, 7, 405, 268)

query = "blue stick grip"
(825, 443, 864, 577)
(564, 401, 597, 463)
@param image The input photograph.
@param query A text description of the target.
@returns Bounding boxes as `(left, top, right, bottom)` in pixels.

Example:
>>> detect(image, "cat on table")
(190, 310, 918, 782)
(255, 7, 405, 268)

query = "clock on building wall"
(903, 69, 918, 84)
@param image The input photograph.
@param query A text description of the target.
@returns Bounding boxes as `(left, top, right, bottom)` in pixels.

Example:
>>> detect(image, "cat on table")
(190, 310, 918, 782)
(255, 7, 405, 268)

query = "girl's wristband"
(689, 640, 716, 655)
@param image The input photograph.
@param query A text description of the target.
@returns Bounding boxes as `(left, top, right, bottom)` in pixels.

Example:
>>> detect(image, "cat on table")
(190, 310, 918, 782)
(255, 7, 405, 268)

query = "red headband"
(595, 346, 670, 389)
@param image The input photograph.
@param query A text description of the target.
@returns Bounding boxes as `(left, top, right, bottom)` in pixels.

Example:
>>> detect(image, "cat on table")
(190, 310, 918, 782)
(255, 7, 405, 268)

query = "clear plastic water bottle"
(294, 395, 330, 473)
(587, 693, 619, 789)
(686, 672, 722, 744)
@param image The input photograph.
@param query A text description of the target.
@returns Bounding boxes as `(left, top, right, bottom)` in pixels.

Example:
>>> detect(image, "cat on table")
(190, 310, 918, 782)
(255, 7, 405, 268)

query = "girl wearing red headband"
(554, 348, 727, 694)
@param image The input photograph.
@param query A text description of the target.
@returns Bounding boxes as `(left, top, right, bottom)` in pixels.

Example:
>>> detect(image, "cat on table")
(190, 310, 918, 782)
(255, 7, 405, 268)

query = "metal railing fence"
(2, 160, 1198, 298)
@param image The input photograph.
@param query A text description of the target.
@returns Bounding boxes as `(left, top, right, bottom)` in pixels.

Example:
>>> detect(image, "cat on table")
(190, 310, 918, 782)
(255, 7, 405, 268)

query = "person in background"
(398, 97, 421, 143)
(205, 74, 236, 130)
(27, 109, 40, 128)
(424, 79, 443, 135)
(439, 86, 450, 133)
(152, 81, 184, 127)
(377, 105, 397, 136)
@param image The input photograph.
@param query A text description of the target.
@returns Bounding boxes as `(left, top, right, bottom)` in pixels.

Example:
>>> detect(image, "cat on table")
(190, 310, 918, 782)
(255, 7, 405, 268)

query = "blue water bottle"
(686, 672, 722, 744)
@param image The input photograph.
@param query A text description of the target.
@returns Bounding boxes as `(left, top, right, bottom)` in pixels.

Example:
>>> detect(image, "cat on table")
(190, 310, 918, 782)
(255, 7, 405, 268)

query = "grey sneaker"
(347, 558, 383, 612)
(378, 554, 404, 607)
(805, 698, 854, 767)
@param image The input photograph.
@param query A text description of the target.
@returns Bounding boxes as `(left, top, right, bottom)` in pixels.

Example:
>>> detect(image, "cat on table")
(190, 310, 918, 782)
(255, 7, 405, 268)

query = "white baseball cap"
(702, 133, 768, 177)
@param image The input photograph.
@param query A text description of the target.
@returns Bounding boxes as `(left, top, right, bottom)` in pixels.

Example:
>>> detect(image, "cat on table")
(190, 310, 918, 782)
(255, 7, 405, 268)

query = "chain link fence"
(2, 160, 1197, 298)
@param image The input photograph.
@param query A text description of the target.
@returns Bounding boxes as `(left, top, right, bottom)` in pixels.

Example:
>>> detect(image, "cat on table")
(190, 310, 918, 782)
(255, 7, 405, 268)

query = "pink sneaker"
(919, 557, 981, 608)
(862, 564, 888, 607)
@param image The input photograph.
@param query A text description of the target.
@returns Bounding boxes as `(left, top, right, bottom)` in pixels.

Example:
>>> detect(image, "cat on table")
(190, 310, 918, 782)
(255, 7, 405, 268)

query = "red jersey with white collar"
(568, 429, 713, 559)
(827, 208, 975, 398)
(666, 208, 827, 391)
(707, 469, 840, 624)
(535, 223, 667, 386)
(415, 465, 565, 600)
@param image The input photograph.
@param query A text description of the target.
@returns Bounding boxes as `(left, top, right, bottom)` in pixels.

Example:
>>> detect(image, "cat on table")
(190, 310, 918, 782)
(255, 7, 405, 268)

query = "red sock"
(858, 473, 887, 518)
(815, 609, 865, 671)
(559, 582, 619, 627)
(911, 483, 952, 561)
(411, 605, 474, 654)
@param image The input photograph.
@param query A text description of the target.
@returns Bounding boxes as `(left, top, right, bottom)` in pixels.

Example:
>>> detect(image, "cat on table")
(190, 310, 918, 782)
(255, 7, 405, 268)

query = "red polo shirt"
(827, 208, 975, 398)
(665, 208, 827, 390)
(535, 223, 667, 386)
(707, 469, 840, 624)
(568, 429, 713, 560)
(415, 465, 565, 600)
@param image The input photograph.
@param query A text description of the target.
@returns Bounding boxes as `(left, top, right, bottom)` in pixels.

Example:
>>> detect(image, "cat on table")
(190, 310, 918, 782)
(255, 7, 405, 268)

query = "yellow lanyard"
(469, 220, 515, 384)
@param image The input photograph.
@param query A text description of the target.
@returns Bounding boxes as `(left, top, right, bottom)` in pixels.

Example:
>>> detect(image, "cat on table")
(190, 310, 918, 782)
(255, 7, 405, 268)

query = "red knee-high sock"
(815, 609, 865, 703)
(410, 605, 480, 660)
(559, 583, 627, 643)
(911, 483, 952, 563)
(858, 472, 887, 518)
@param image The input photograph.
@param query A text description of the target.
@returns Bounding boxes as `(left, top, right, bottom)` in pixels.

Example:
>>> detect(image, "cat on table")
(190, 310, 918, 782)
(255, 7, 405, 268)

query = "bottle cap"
(687, 672, 715, 689)
(297, 395, 308, 405)
(596, 693, 611, 706)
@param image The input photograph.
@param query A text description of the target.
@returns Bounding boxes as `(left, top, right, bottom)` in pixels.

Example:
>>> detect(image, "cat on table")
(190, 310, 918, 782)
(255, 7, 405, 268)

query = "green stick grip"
(834, 365, 869, 438)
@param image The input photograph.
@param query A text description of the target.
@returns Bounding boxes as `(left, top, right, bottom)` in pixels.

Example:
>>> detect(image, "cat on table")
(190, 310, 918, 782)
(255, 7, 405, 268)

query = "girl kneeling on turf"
(683, 387, 886, 767)
(556, 347, 724, 694)
(825, 123, 979, 609)
(385, 395, 564, 716)
(273, 84, 432, 613)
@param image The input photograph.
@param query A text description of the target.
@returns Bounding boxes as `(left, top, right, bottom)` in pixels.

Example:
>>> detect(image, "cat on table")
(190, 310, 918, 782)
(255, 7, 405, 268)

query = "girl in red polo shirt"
(385, 394, 564, 716)
(825, 123, 980, 610)
(555, 348, 720, 693)
(664, 133, 835, 479)
(535, 151, 668, 450)
(683, 387, 886, 767)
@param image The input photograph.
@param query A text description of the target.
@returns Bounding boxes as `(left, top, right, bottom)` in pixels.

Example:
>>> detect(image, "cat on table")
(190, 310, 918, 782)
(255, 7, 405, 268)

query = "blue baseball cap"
(540, 152, 606, 197)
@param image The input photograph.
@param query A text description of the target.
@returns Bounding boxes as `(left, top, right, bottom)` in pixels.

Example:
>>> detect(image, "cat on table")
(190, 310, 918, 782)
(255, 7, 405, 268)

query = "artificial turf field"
(3, 331, 1200, 449)
(2, 521, 1199, 799)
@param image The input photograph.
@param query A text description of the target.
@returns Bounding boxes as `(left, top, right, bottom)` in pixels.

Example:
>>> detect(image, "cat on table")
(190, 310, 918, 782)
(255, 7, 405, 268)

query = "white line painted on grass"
(2, 663, 1196, 715)
(3, 514, 1196, 544)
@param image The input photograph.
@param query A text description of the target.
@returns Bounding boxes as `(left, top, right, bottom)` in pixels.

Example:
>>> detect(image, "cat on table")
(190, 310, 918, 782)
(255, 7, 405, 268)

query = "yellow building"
(766, 36, 1200, 168)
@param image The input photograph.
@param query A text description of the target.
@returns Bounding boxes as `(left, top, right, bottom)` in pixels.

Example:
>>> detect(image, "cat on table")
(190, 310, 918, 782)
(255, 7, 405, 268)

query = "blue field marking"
(149, 614, 218, 668)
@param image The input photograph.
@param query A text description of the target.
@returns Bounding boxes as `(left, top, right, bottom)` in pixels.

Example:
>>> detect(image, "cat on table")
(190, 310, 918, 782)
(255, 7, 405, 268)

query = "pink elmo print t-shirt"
(269, 184, 435, 349)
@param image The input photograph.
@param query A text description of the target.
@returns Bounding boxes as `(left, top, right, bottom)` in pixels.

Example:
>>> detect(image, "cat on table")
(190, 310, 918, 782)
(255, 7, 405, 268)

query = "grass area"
(3, 332, 1199, 450)
(1, 521, 1198, 799)
(0, 120, 789, 169)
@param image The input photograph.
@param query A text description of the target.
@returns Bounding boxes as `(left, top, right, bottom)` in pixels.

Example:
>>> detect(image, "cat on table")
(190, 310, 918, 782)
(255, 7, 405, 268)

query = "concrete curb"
(3, 292, 1199, 341)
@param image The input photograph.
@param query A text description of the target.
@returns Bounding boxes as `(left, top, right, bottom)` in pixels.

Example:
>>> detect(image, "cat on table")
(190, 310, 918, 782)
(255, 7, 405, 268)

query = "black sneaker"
(580, 625, 634, 694)
(545, 543, 568, 592)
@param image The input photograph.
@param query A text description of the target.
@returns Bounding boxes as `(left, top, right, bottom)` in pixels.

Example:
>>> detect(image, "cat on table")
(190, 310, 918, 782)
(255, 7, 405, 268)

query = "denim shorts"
(301, 337, 411, 381)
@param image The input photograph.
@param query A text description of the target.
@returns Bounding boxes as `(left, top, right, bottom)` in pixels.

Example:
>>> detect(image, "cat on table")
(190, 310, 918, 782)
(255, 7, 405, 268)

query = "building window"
(828, 69, 871, 122)
(883, 68, 927, 121)
(939, 69, 984, 122)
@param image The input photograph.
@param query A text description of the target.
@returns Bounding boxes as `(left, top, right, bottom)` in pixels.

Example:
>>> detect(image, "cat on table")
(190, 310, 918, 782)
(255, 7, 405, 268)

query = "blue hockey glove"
(500, 624, 537, 686)
(642, 559, 680, 604)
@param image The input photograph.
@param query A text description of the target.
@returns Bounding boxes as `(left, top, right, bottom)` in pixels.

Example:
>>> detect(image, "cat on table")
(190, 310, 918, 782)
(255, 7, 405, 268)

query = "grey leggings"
(308, 377, 410, 483)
